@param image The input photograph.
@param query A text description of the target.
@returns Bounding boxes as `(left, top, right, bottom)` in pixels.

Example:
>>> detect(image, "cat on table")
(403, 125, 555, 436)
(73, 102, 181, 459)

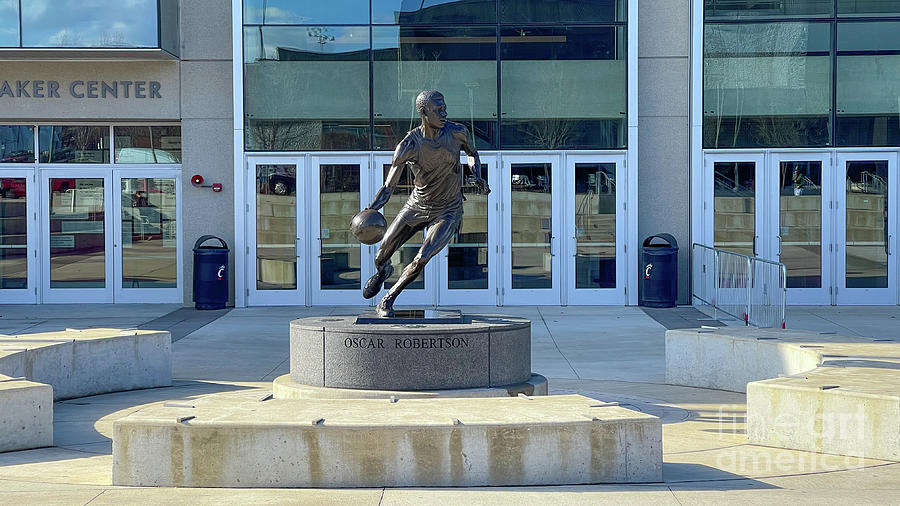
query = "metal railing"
(692, 243, 786, 328)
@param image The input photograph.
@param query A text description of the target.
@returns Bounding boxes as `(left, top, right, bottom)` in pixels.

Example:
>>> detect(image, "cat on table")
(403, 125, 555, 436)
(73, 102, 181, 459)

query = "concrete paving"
(0, 304, 899, 504)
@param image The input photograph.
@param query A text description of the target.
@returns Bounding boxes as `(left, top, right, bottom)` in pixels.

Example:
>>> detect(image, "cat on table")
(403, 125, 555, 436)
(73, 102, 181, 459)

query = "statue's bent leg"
(376, 209, 460, 317)
(364, 208, 424, 299)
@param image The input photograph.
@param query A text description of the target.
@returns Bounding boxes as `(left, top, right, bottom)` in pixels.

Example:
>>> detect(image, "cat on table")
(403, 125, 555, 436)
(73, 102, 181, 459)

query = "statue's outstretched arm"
(367, 137, 415, 211)
(459, 129, 489, 195)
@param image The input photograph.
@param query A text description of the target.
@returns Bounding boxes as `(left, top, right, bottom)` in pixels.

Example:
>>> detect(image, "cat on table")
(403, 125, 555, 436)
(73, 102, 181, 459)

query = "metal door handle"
(777, 235, 782, 256)
(753, 236, 758, 257)
(890, 235, 893, 256)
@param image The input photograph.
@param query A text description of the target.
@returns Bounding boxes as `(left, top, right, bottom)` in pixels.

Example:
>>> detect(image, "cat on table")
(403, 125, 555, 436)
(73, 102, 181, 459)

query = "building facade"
(0, 0, 897, 307)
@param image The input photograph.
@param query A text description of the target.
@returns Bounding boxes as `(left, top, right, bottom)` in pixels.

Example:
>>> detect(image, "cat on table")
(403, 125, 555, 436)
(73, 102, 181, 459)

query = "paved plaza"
(0, 304, 899, 504)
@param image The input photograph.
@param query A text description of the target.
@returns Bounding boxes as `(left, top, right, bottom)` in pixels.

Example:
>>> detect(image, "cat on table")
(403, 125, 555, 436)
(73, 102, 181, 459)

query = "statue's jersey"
(402, 121, 468, 211)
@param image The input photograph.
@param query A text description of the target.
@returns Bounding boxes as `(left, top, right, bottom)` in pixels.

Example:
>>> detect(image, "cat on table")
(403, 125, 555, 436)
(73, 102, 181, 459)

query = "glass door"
(0, 170, 37, 304)
(113, 169, 181, 303)
(704, 153, 767, 257)
(769, 152, 833, 305)
(373, 155, 436, 306)
(309, 155, 373, 305)
(247, 158, 304, 305)
(40, 170, 113, 303)
(501, 154, 562, 305)
(835, 153, 897, 305)
(438, 154, 499, 306)
(566, 154, 625, 305)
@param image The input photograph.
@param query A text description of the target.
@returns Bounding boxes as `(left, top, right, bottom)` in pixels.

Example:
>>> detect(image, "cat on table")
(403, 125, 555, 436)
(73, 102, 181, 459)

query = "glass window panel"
(159, 0, 179, 56)
(779, 161, 822, 288)
(500, 26, 626, 149)
(243, 0, 369, 25)
(244, 26, 370, 151)
(836, 22, 900, 147)
(49, 178, 105, 288)
(704, 0, 832, 20)
(256, 165, 297, 290)
(0, 0, 18, 47)
(838, 0, 900, 16)
(449, 162, 489, 290)
(320, 164, 360, 290)
(845, 160, 889, 288)
(574, 163, 616, 289)
(500, 0, 624, 23)
(703, 22, 832, 148)
(373, 0, 497, 24)
(21, 0, 158, 47)
(0, 178, 27, 289)
(0, 126, 35, 163)
(713, 162, 756, 257)
(121, 178, 177, 289)
(114, 126, 182, 164)
(511, 163, 552, 289)
(381, 163, 424, 290)
(39, 126, 110, 163)
(373, 26, 497, 150)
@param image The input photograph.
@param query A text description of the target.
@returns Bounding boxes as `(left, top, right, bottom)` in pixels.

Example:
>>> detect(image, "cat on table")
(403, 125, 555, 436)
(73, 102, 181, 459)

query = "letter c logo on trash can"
(217, 265, 225, 281)
(645, 263, 652, 279)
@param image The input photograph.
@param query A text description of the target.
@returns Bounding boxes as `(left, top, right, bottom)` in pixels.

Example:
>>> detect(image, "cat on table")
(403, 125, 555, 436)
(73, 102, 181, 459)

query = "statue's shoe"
(375, 298, 395, 318)
(363, 264, 393, 299)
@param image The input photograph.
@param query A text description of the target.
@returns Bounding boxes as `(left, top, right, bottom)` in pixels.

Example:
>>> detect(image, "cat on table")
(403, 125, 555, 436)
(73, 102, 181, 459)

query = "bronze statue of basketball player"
(363, 90, 489, 317)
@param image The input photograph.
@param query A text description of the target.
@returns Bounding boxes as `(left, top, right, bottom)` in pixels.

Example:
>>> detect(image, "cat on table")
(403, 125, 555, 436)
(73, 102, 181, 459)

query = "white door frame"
(112, 168, 183, 303)
(835, 151, 898, 305)
(40, 168, 114, 303)
(437, 153, 500, 306)
(565, 153, 627, 305)
(0, 168, 38, 304)
(769, 151, 833, 305)
(245, 156, 305, 306)
(309, 154, 373, 306)
(702, 152, 768, 257)
(501, 153, 563, 305)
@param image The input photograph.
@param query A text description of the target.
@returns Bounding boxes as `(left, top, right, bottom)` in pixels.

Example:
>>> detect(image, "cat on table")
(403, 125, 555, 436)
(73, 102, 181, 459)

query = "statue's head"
(415, 90, 447, 130)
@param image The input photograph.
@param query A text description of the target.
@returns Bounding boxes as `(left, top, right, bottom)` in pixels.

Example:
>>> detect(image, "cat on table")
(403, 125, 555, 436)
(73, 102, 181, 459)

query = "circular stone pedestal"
(285, 314, 536, 393)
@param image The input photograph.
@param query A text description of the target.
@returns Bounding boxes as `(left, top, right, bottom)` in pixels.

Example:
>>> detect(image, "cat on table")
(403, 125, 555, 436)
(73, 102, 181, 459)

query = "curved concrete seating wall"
(0, 328, 172, 401)
(665, 326, 900, 462)
(0, 374, 52, 452)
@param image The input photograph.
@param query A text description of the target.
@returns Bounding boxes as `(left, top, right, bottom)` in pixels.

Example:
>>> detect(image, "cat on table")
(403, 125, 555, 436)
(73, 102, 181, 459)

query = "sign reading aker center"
(0, 80, 162, 99)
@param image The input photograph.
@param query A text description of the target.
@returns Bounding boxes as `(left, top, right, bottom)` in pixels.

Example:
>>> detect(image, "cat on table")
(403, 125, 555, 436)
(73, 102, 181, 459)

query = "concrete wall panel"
(180, 0, 234, 60)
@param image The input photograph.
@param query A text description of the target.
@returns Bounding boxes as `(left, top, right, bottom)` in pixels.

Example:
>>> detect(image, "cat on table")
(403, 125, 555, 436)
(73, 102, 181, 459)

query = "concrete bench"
(113, 392, 662, 487)
(0, 328, 171, 453)
(666, 327, 900, 461)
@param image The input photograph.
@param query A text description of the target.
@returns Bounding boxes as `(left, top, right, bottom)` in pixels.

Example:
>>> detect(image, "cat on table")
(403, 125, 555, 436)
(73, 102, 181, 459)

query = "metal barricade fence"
(692, 243, 786, 328)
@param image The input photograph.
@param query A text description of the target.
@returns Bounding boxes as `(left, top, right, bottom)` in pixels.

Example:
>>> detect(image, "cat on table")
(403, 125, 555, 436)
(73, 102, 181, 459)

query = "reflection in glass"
(0, 178, 27, 289)
(500, 0, 624, 23)
(39, 126, 110, 163)
(574, 163, 615, 289)
(500, 26, 626, 149)
(121, 178, 176, 289)
(0, 126, 35, 163)
(713, 162, 756, 257)
(836, 22, 900, 147)
(49, 178, 105, 288)
(381, 163, 424, 290)
(845, 160, 889, 288)
(704, 0, 831, 20)
(320, 164, 360, 290)
(0, 0, 18, 47)
(511, 163, 552, 289)
(373, 0, 497, 24)
(256, 165, 297, 290)
(779, 161, 822, 288)
(449, 163, 488, 289)
(243, 0, 369, 24)
(838, 0, 900, 16)
(373, 26, 497, 150)
(21, 0, 158, 47)
(703, 22, 831, 148)
(114, 126, 182, 163)
(244, 26, 370, 151)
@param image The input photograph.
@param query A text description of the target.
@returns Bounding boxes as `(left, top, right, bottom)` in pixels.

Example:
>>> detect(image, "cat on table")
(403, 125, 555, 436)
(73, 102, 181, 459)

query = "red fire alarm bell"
(191, 174, 204, 186)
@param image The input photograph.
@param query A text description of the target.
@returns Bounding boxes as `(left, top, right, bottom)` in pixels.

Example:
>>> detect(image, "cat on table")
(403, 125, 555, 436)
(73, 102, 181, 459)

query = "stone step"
(0, 375, 52, 453)
(113, 392, 662, 488)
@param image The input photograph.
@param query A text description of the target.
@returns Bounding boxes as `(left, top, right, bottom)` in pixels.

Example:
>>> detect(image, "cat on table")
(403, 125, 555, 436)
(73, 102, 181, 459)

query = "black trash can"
(640, 233, 678, 308)
(193, 235, 229, 310)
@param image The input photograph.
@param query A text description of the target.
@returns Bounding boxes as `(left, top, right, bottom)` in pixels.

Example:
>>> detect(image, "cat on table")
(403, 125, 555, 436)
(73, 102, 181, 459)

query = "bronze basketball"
(350, 209, 387, 245)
